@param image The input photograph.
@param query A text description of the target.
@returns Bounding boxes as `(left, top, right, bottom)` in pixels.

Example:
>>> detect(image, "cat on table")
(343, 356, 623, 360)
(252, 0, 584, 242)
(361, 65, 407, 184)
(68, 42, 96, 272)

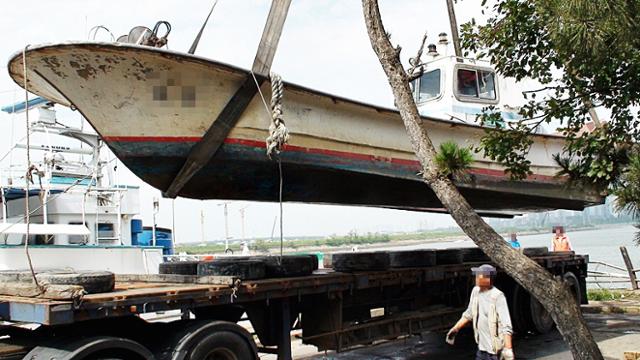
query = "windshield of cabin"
(457, 68, 497, 101)
(418, 69, 441, 102)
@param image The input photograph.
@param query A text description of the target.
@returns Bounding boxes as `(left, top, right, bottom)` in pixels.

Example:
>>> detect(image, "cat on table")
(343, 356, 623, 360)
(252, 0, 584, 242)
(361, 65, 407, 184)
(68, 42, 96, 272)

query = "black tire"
(197, 260, 266, 280)
(523, 247, 549, 257)
(189, 330, 255, 360)
(530, 295, 555, 334)
(159, 261, 199, 275)
(435, 249, 464, 265)
(258, 255, 315, 277)
(459, 248, 490, 262)
(388, 250, 436, 268)
(563, 271, 582, 305)
(192, 305, 245, 322)
(155, 320, 258, 360)
(510, 284, 533, 334)
(36, 271, 115, 294)
(25, 336, 153, 360)
(308, 254, 319, 270)
(332, 252, 390, 272)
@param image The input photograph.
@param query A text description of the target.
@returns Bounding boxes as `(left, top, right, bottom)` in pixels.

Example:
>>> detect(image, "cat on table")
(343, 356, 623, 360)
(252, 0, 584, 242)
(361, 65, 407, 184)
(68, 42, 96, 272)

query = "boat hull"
(8, 42, 603, 214)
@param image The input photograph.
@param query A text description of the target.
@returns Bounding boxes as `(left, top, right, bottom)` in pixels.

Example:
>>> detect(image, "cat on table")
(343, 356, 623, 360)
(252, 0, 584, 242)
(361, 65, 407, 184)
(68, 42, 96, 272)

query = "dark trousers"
(475, 350, 499, 360)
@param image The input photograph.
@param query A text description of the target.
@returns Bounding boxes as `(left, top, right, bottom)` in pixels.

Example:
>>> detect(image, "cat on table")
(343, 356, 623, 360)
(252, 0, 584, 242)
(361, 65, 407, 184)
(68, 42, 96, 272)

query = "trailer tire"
(434, 249, 464, 265)
(159, 261, 199, 275)
(511, 284, 533, 334)
(158, 320, 258, 360)
(197, 260, 266, 280)
(189, 330, 255, 360)
(36, 271, 115, 294)
(459, 248, 490, 262)
(388, 250, 436, 268)
(25, 336, 153, 360)
(530, 296, 555, 334)
(523, 247, 549, 257)
(563, 271, 581, 305)
(332, 252, 390, 271)
(258, 255, 315, 277)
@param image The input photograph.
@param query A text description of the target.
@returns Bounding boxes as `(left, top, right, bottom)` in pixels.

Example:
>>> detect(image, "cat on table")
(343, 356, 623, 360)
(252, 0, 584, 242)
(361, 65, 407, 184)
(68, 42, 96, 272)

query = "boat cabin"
(411, 34, 525, 127)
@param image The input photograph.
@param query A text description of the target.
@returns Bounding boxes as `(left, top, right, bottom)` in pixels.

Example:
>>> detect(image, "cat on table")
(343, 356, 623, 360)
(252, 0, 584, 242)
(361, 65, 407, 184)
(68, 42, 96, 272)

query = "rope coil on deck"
(266, 72, 289, 159)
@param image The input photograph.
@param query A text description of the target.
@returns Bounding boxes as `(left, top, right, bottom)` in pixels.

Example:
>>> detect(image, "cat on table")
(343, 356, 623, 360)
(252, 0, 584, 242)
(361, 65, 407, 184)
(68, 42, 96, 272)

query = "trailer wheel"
(510, 284, 533, 334)
(529, 296, 555, 334)
(188, 331, 254, 360)
(563, 271, 582, 305)
(157, 320, 258, 360)
(25, 336, 153, 360)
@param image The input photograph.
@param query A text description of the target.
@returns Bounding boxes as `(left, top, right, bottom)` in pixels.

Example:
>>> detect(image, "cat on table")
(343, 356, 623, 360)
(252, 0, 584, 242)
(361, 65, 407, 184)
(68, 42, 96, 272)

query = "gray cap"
(471, 264, 497, 275)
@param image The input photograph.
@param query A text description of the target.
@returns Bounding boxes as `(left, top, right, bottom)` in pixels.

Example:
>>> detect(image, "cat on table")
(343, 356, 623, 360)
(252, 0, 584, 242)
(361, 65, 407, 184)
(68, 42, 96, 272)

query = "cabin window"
(456, 68, 497, 101)
(417, 69, 441, 102)
(97, 223, 115, 239)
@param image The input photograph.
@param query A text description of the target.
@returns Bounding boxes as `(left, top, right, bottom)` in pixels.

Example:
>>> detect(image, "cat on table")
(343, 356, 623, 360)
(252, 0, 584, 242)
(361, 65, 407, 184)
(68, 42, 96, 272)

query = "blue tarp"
(1, 97, 51, 114)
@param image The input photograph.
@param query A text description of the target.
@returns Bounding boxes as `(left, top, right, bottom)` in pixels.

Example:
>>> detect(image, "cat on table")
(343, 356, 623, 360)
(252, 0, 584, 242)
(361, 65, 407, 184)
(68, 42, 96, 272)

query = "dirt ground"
(280, 313, 640, 360)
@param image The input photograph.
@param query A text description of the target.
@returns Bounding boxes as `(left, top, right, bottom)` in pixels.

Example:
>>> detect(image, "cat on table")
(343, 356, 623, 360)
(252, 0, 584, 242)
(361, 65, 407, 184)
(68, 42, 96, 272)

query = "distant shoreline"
(176, 223, 634, 255)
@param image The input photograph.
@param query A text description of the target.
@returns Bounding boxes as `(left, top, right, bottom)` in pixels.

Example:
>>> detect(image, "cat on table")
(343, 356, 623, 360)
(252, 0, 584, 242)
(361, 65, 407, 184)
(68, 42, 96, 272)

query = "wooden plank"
(163, 0, 292, 198)
(620, 246, 639, 290)
(252, 0, 293, 76)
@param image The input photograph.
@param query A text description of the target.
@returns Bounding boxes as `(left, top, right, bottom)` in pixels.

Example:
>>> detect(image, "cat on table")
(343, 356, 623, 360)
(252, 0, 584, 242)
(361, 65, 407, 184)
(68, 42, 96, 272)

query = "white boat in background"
(0, 98, 172, 274)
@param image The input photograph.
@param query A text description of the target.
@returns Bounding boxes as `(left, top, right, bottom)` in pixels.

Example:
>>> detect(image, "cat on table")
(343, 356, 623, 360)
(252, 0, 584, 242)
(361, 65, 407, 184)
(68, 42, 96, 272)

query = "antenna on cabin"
(189, 0, 219, 54)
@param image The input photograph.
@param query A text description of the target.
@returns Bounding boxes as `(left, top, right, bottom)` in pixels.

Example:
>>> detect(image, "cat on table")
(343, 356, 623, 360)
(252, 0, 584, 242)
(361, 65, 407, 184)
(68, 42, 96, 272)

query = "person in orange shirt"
(551, 226, 572, 251)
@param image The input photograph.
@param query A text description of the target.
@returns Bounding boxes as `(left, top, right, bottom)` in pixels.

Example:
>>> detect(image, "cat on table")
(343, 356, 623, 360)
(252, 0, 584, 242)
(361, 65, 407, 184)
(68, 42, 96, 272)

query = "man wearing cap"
(447, 264, 514, 360)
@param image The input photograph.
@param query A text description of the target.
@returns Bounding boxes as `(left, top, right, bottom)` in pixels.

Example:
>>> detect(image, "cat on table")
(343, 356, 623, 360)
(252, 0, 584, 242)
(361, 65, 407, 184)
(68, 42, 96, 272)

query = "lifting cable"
(21, 46, 43, 293)
(250, 71, 289, 262)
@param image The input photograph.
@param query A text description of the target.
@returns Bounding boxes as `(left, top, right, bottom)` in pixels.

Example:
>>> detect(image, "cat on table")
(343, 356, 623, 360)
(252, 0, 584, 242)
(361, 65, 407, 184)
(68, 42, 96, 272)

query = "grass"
(587, 289, 625, 301)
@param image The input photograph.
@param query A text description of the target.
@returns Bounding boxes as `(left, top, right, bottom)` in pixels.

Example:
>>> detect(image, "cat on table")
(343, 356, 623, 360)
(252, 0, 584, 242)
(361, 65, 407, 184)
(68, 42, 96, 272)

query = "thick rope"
(266, 72, 289, 159)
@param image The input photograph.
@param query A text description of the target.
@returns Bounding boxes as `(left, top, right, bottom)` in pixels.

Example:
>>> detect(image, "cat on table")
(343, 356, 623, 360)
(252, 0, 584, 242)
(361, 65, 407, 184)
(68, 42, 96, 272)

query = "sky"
(0, 0, 487, 244)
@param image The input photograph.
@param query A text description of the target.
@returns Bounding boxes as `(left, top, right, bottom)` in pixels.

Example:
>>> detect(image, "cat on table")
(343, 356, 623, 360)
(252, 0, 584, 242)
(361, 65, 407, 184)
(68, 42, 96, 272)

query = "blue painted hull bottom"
(109, 140, 598, 215)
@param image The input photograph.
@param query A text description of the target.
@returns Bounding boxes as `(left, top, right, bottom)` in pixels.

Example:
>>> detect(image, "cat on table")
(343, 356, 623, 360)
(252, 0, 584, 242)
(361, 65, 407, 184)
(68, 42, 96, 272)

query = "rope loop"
(266, 72, 289, 159)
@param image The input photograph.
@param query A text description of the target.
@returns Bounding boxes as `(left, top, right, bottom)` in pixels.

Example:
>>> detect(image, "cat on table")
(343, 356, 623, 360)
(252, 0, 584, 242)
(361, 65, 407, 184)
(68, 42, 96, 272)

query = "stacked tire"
(159, 255, 317, 280)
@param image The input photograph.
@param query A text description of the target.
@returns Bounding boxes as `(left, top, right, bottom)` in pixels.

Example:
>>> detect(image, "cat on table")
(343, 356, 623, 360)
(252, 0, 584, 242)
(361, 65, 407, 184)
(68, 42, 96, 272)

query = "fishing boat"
(6, 33, 603, 215)
(0, 98, 172, 274)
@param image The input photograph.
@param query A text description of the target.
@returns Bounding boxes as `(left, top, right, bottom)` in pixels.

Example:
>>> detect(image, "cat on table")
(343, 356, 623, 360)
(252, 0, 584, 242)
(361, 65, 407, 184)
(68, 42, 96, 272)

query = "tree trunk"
(361, 1, 603, 359)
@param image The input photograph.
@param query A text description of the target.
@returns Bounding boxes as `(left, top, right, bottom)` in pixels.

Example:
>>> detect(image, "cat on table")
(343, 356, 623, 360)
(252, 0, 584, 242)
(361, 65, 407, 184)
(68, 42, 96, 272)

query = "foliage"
(613, 150, 640, 244)
(587, 289, 624, 301)
(435, 141, 474, 179)
(459, 0, 640, 191)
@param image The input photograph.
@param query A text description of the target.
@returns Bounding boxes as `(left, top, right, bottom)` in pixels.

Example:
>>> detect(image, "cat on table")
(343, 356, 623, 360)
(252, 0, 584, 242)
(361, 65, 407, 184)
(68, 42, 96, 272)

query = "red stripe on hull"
(103, 135, 560, 182)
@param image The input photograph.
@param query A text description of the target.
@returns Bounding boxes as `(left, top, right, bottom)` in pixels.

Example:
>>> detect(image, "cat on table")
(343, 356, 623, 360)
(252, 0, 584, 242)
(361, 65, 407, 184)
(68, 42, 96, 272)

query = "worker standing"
(551, 226, 572, 252)
(446, 264, 514, 360)
(508, 233, 521, 250)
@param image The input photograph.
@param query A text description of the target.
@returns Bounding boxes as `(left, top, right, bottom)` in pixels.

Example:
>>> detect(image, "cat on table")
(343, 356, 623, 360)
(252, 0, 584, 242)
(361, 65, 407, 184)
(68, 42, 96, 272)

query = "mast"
(445, 0, 463, 61)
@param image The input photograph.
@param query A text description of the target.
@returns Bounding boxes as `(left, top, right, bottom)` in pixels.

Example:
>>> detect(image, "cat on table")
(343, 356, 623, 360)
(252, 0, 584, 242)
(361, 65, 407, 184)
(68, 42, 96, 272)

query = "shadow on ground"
(302, 314, 640, 360)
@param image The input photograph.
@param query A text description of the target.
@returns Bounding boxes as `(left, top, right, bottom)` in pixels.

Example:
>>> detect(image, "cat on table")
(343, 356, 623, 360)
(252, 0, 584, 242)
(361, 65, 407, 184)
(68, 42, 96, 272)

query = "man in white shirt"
(447, 264, 514, 360)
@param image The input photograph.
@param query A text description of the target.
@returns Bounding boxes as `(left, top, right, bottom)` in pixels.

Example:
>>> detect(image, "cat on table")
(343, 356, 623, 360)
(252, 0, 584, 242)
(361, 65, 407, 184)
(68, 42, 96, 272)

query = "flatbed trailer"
(0, 251, 588, 360)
